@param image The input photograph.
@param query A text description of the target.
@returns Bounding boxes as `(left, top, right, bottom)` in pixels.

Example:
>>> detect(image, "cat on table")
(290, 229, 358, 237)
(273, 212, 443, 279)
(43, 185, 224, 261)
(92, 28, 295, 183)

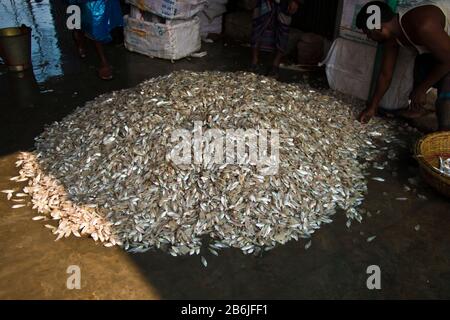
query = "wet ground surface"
(0, 1, 449, 299)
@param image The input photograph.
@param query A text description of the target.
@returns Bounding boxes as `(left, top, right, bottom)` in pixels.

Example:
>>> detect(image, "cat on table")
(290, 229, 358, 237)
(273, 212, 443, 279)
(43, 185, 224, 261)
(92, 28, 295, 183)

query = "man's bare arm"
(359, 39, 399, 123)
(370, 40, 399, 108)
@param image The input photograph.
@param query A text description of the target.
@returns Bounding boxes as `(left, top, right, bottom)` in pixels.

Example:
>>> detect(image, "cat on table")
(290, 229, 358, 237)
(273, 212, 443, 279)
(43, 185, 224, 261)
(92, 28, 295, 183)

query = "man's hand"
(288, 0, 299, 15)
(409, 86, 427, 110)
(358, 104, 377, 124)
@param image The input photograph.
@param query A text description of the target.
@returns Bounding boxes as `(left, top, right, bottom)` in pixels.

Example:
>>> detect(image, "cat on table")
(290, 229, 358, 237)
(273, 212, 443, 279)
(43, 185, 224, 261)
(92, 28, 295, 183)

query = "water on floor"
(0, 0, 63, 82)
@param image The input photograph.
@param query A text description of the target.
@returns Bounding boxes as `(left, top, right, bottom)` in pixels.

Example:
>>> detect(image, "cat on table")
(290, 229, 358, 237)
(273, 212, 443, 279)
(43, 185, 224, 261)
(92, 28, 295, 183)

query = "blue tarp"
(66, 0, 123, 42)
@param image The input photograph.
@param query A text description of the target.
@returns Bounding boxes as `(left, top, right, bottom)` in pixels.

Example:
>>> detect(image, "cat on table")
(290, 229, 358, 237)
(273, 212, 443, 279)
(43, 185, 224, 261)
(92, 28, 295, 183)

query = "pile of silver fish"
(8, 71, 399, 255)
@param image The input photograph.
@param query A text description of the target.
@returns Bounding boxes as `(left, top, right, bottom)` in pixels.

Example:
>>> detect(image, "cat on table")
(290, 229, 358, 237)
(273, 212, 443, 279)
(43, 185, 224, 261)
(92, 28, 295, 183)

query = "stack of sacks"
(124, 0, 206, 60)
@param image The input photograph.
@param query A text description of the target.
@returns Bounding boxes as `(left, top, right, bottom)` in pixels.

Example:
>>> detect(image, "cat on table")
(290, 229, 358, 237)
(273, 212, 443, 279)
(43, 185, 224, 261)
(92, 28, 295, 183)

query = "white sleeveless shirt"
(398, 0, 450, 54)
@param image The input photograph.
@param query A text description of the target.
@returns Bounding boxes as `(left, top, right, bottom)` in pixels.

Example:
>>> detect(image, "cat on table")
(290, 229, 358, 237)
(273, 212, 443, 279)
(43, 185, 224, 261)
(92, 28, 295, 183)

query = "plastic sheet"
(203, 0, 228, 20)
(77, 0, 123, 43)
(199, 12, 223, 38)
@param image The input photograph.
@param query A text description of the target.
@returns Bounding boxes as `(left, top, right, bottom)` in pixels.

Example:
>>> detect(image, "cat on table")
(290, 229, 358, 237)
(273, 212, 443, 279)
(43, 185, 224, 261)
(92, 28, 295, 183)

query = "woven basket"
(414, 131, 450, 198)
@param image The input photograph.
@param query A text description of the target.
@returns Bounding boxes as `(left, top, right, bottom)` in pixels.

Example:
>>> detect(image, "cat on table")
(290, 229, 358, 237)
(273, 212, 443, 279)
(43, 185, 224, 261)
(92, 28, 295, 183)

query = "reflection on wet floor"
(0, 0, 62, 82)
(6, 69, 40, 108)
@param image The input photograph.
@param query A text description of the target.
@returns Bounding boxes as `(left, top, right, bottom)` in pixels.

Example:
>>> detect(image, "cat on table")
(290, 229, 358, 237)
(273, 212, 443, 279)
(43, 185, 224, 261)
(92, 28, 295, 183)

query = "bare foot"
(98, 65, 113, 80)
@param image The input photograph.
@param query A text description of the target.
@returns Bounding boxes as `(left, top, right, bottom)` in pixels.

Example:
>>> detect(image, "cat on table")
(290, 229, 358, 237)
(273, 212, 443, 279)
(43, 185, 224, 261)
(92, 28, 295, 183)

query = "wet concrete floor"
(0, 0, 449, 299)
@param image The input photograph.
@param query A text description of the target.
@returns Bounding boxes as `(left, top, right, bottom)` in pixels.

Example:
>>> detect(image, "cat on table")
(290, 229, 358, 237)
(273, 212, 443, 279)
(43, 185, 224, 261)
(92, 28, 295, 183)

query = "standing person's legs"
(93, 41, 112, 80)
(72, 30, 87, 58)
(78, 0, 122, 80)
(250, 0, 275, 72)
(269, 1, 292, 78)
(250, 0, 263, 68)
(72, 28, 112, 80)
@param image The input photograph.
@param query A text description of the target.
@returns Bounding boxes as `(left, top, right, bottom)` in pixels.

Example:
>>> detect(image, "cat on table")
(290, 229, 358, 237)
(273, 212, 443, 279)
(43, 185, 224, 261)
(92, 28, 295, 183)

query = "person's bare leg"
(251, 46, 259, 66)
(72, 30, 87, 58)
(267, 50, 283, 79)
(272, 50, 283, 68)
(93, 41, 112, 80)
(250, 46, 263, 74)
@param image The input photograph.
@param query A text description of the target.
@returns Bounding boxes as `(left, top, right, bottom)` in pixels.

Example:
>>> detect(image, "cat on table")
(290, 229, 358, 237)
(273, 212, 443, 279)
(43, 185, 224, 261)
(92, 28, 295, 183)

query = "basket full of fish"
(5, 71, 401, 256)
(415, 131, 450, 198)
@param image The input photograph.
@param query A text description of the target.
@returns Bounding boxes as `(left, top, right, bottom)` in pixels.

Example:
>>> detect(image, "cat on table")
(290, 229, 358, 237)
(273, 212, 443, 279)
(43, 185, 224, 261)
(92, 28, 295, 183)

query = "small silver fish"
(201, 256, 208, 267)
(15, 193, 28, 197)
(304, 240, 312, 250)
(208, 247, 218, 256)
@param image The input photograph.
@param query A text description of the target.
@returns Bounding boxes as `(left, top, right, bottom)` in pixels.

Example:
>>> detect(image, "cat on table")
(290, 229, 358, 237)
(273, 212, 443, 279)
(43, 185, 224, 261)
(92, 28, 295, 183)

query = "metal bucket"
(0, 25, 32, 72)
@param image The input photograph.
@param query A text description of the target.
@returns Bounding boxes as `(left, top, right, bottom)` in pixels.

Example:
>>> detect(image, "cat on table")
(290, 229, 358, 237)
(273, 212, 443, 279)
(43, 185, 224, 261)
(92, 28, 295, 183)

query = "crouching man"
(356, 1, 450, 131)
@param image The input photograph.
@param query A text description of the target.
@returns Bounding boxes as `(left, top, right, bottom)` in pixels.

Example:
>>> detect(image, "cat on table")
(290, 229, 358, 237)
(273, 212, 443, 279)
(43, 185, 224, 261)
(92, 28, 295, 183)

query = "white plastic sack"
(130, 5, 143, 20)
(321, 37, 416, 110)
(124, 15, 201, 60)
(203, 0, 228, 20)
(126, 0, 206, 19)
(199, 12, 223, 37)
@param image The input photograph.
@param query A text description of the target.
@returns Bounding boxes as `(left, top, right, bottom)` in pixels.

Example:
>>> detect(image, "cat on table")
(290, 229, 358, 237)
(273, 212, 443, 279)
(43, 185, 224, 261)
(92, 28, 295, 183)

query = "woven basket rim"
(415, 132, 450, 185)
